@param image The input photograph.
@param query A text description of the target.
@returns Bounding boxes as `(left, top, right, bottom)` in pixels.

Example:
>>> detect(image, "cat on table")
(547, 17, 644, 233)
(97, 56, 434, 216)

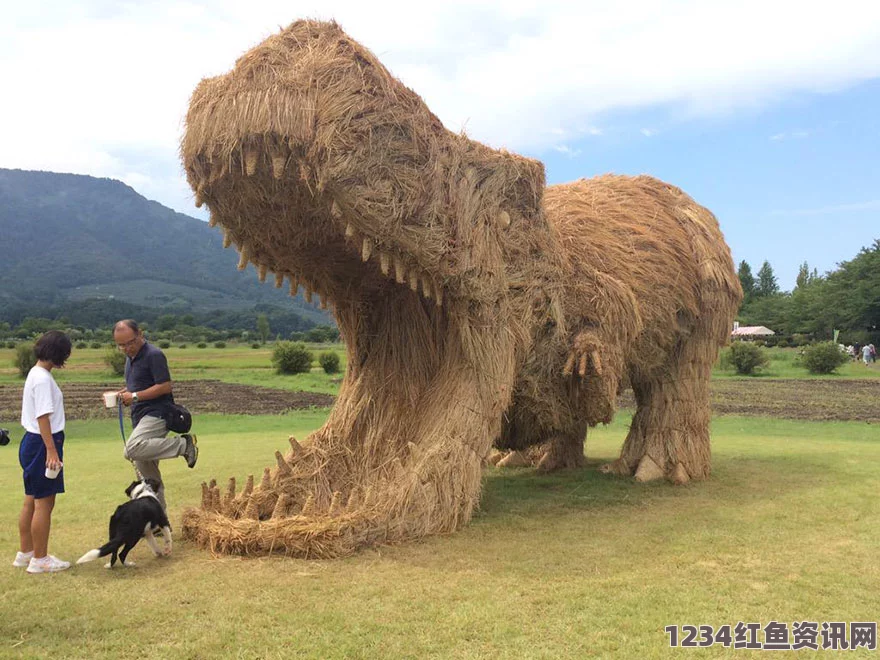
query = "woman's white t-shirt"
(21, 365, 65, 434)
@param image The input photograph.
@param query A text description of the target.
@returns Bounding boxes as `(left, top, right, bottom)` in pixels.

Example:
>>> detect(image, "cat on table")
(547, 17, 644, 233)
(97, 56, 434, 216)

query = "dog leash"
(117, 399, 145, 482)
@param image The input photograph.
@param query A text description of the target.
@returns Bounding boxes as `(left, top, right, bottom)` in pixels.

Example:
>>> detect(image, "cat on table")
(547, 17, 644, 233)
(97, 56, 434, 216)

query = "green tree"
(14, 343, 37, 378)
(257, 313, 271, 344)
(272, 342, 312, 374)
(156, 314, 177, 332)
(756, 261, 779, 298)
(795, 262, 810, 290)
(820, 240, 880, 335)
(737, 261, 756, 301)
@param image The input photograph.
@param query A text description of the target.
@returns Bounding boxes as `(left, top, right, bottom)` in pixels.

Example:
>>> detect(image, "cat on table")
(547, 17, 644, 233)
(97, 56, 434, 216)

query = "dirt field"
(0, 378, 877, 425)
(0, 380, 334, 423)
(622, 378, 880, 422)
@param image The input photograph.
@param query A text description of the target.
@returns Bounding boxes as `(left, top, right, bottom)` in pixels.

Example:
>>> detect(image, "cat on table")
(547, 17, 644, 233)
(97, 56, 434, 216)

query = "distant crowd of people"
(844, 343, 876, 365)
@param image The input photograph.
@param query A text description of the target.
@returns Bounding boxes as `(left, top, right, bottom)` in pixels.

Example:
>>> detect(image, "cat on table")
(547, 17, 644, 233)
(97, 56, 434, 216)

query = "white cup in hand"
(102, 391, 118, 408)
(45, 462, 63, 479)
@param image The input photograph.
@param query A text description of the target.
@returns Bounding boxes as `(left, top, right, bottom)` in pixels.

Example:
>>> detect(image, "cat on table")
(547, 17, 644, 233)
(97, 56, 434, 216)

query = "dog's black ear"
(145, 478, 161, 492)
(125, 481, 139, 497)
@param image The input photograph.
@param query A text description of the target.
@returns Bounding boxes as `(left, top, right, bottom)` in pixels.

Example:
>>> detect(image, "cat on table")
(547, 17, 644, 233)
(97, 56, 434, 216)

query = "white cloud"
(553, 145, 582, 158)
(640, 128, 657, 137)
(2, 0, 880, 215)
(770, 129, 811, 141)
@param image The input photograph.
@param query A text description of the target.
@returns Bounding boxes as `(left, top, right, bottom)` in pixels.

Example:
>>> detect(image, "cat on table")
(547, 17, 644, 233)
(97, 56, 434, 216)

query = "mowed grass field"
(0, 344, 348, 394)
(1, 344, 878, 388)
(1, 344, 879, 658)
(1, 415, 879, 658)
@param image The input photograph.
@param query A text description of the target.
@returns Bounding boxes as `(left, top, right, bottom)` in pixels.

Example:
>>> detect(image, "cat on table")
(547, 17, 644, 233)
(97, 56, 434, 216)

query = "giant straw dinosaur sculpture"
(180, 20, 742, 558)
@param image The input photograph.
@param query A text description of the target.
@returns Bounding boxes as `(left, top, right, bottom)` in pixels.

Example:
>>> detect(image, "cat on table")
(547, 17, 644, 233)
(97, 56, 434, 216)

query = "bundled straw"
(180, 20, 741, 558)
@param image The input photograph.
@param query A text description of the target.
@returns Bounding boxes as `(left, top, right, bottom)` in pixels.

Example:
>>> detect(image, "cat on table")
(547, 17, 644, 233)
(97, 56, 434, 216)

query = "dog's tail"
(77, 539, 121, 564)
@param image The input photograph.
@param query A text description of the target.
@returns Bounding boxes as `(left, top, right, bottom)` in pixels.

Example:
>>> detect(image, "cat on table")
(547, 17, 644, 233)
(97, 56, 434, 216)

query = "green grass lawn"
(0, 345, 348, 394)
(2, 344, 878, 388)
(2, 412, 879, 658)
(714, 346, 880, 379)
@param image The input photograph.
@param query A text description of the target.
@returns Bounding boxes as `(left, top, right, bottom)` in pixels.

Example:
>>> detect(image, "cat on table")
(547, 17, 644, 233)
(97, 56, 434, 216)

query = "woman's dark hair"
(34, 331, 73, 367)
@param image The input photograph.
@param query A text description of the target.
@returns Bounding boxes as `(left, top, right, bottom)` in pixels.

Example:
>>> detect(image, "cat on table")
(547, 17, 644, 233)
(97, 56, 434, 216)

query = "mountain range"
(0, 168, 330, 330)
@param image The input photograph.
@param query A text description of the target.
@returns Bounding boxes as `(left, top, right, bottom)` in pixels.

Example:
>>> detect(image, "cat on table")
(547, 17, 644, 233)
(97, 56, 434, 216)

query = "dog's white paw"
(123, 560, 136, 567)
(104, 562, 113, 569)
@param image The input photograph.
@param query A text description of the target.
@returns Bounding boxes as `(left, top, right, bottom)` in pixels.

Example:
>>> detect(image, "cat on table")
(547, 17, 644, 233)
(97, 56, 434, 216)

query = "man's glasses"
(116, 337, 140, 351)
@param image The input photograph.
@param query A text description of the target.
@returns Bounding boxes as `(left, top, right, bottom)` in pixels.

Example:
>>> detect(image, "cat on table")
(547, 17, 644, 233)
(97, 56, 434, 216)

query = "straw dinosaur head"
(181, 19, 547, 313)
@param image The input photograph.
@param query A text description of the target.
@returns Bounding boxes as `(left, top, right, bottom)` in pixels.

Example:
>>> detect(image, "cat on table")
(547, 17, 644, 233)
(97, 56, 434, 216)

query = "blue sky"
(2, 1, 878, 290)
(537, 79, 880, 289)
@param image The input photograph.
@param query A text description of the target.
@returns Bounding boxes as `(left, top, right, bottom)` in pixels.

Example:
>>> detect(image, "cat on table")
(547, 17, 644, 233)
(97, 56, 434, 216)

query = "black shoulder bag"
(165, 403, 193, 434)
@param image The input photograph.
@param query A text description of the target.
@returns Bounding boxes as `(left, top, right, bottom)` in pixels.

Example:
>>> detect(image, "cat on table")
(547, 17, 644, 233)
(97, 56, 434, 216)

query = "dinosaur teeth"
(421, 277, 432, 300)
(361, 238, 373, 262)
(259, 467, 271, 491)
(434, 284, 443, 307)
(304, 286, 313, 304)
(379, 252, 390, 276)
(271, 155, 285, 179)
(319, 295, 328, 310)
(208, 213, 217, 228)
(394, 256, 406, 284)
(331, 201, 342, 219)
(275, 450, 292, 477)
(274, 273, 284, 288)
(328, 491, 343, 517)
(257, 264, 268, 283)
(243, 496, 260, 519)
(345, 223, 356, 238)
(272, 493, 290, 518)
(408, 270, 419, 292)
(498, 210, 511, 228)
(237, 250, 249, 271)
(300, 494, 315, 516)
(222, 231, 232, 249)
(288, 276, 299, 297)
(244, 148, 258, 176)
(194, 186, 205, 208)
(346, 488, 360, 511)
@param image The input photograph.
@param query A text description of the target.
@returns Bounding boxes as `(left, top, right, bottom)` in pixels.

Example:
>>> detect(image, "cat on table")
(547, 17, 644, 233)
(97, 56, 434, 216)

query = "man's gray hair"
(114, 319, 140, 334)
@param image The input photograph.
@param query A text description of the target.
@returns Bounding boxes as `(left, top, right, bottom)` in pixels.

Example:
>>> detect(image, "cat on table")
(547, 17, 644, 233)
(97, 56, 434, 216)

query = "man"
(113, 319, 197, 510)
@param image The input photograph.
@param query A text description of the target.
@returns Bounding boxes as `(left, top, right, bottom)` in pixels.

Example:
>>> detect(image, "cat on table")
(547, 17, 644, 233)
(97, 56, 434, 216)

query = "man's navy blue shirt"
(124, 341, 174, 427)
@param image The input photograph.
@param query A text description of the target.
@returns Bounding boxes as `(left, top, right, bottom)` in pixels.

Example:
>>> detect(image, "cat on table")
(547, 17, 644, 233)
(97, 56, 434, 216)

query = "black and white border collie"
(77, 479, 172, 568)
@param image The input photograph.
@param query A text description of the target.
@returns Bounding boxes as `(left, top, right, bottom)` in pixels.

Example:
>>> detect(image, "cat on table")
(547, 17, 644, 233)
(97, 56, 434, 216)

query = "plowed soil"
(0, 378, 877, 424)
(0, 380, 334, 423)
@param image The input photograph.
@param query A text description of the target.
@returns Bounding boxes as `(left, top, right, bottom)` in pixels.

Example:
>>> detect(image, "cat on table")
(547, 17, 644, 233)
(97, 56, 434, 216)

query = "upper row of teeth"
(342, 220, 445, 307)
(209, 213, 445, 309)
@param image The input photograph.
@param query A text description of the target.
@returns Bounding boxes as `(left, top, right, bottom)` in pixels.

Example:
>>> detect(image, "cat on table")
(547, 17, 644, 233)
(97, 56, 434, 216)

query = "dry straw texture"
(180, 20, 741, 558)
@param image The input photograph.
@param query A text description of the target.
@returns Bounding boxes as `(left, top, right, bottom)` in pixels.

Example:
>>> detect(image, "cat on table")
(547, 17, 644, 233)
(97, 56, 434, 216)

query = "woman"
(13, 331, 73, 573)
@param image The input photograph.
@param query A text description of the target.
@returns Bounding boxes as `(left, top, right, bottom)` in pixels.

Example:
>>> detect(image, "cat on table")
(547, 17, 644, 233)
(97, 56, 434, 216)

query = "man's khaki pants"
(123, 415, 184, 510)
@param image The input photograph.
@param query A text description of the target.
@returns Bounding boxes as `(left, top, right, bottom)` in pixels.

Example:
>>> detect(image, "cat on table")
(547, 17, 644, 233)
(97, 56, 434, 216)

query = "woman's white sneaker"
(26, 555, 71, 573)
(12, 551, 34, 568)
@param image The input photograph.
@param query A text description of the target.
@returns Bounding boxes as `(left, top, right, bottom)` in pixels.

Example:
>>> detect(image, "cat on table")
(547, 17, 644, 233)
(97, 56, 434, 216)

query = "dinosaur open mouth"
(187, 134, 447, 313)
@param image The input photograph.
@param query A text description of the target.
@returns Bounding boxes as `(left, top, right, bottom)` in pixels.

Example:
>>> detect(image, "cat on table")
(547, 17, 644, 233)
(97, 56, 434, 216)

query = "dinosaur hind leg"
(601, 339, 714, 484)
